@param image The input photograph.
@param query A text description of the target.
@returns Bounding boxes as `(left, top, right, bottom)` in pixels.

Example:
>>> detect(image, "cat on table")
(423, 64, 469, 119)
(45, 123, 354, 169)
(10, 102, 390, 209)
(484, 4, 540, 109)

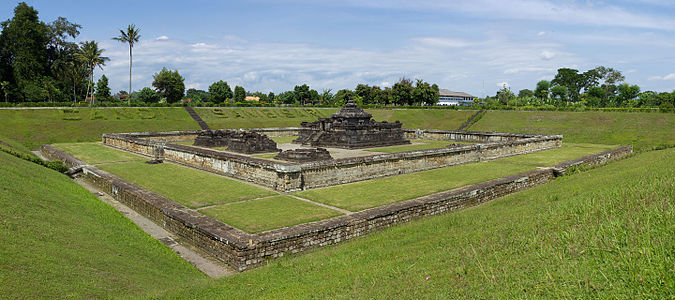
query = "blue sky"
(2, 0, 674, 96)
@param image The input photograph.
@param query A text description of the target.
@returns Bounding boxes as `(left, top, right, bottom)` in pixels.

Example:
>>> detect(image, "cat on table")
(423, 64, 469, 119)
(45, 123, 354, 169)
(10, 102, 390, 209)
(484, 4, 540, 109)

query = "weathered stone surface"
(101, 129, 564, 192)
(294, 100, 410, 149)
(275, 148, 332, 162)
(194, 129, 280, 154)
(42, 144, 633, 272)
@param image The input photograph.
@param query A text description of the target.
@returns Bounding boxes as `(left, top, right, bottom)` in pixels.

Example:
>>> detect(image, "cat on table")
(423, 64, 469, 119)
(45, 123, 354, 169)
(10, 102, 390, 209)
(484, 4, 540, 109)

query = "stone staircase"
(184, 106, 211, 130)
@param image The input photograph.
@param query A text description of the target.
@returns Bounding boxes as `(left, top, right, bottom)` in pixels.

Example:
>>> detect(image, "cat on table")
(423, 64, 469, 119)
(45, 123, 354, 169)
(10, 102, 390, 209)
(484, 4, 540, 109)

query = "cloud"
(537, 31, 546, 37)
(496, 82, 510, 88)
(156, 35, 169, 40)
(413, 37, 474, 48)
(539, 50, 555, 60)
(649, 73, 675, 80)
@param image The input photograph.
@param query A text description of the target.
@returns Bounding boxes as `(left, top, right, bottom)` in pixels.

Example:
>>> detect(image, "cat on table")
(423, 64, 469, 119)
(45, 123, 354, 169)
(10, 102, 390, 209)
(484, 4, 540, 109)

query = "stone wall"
(101, 129, 563, 192)
(41, 143, 633, 272)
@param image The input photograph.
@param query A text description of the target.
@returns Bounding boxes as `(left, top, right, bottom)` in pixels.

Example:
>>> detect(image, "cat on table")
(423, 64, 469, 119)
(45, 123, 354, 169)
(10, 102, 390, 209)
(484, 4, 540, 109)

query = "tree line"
(487, 66, 675, 111)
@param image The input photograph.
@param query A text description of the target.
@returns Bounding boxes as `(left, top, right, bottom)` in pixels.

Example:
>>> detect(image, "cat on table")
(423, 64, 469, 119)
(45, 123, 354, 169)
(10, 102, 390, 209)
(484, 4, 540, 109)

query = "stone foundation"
(40, 144, 633, 272)
(102, 128, 563, 192)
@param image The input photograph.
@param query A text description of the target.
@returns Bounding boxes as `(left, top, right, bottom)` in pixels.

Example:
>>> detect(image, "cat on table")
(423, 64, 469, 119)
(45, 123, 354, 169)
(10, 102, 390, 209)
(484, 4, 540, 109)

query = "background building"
(437, 89, 475, 106)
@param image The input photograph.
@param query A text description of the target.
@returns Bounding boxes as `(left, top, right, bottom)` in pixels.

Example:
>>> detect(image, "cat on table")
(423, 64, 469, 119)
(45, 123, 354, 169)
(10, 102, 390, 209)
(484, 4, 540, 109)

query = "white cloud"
(537, 31, 546, 36)
(413, 37, 474, 48)
(496, 82, 510, 88)
(156, 35, 169, 40)
(649, 73, 675, 80)
(540, 50, 555, 60)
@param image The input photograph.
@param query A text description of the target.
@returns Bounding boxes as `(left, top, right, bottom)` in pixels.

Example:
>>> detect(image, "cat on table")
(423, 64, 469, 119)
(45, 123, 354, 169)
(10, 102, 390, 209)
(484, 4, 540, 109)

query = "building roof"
(439, 89, 475, 98)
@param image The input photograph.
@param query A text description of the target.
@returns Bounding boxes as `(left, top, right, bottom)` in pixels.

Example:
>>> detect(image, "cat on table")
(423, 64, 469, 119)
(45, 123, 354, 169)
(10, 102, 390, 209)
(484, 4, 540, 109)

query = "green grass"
(197, 107, 474, 131)
(0, 108, 200, 149)
(53, 142, 145, 164)
(157, 147, 674, 299)
(470, 110, 675, 152)
(364, 139, 472, 153)
(0, 151, 204, 298)
(199, 196, 343, 233)
(98, 161, 275, 208)
(368, 109, 475, 129)
(296, 143, 615, 211)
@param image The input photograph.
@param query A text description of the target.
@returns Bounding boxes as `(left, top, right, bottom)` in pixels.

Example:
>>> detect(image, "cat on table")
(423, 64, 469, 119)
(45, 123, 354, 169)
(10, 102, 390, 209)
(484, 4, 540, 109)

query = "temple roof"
(331, 99, 372, 119)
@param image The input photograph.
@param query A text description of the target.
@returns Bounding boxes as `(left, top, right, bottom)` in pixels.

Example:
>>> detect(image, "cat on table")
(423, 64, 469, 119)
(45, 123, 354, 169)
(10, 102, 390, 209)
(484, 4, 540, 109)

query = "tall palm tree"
(76, 41, 109, 106)
(113, 24, 141, 104)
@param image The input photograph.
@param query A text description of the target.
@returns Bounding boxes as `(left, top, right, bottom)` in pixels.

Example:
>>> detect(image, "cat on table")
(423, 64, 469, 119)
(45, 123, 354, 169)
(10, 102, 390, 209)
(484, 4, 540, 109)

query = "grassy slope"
(157, 148, 674, 299)
(0, 108, 200, 149)
(0, 151, 204, 298)
(297, 143, 615, 211)
(53, 142, 145, 164)
(470, 110, 675, 152)
(196, 107, 474, 130)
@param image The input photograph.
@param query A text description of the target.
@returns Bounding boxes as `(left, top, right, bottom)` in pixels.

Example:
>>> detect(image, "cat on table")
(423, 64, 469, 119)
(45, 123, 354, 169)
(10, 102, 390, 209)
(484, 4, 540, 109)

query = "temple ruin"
(294, 100, 410, 149)
(193, 129, 280, 154)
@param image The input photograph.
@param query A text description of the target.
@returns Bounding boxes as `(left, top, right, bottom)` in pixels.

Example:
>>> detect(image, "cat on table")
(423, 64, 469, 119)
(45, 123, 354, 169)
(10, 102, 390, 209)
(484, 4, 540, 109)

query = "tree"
(136, 87, 160, 103)
(496, 85, 515, 105)
(534, 80, 551, 102)
(585, 86, 606, 107)
(208, 80, 232, 102)
(1, 3, 50, 100)
(152, 67, 184, 103)
(113, 24, 140, 103)
(94, 74, 110, 101)
(0, 81, 8, 102)
(517, 89, 534, 98)
(185, 88, 209, 102)
(293, 84, 311, 105)
(412, 79, 439, 105)
(267, 92, 276, 104)
(550, 86, 568, 104)
(391, 78, 413, 105)
(615, 83, 640, 107)
(233, 85, 246, 102)
(551, 68, 585, 102)
(333, 89, 354, 106)
(76, 40, 109, 105)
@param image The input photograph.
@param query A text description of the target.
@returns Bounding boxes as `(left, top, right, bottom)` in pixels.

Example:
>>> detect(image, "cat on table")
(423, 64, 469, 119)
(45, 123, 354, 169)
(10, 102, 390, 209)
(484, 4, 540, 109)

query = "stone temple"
(294, 100, 410, 149)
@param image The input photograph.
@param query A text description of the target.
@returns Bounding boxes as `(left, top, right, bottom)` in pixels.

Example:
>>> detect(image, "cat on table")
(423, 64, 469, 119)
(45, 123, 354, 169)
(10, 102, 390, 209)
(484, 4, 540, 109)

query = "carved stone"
(294, 100, 410, 149)
(275, 148, 333, 162)
(194, 129, 280, 154)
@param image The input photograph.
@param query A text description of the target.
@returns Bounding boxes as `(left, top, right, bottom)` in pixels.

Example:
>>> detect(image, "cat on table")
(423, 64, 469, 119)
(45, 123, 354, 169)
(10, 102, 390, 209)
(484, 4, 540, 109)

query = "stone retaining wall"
(101, 129, 563, 191)
(40, 144, 633, 272)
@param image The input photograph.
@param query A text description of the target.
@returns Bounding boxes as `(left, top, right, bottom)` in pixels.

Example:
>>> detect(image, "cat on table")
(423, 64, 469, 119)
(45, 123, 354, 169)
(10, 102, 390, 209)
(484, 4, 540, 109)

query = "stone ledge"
(42, 142, 632, 271)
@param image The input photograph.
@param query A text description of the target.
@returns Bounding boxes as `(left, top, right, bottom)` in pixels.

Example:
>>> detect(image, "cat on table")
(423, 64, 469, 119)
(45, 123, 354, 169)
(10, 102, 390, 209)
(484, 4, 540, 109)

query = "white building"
(437, 89, 476, 106)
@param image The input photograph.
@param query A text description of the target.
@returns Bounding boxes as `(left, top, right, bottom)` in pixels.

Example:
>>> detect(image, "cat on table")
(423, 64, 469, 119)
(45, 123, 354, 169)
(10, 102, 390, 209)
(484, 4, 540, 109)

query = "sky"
(2, 0, 675, 96)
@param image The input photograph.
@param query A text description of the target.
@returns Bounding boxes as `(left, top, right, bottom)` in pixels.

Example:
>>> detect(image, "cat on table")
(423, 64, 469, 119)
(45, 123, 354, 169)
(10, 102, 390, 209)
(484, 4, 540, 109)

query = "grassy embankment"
(157, 147, 674, 299)
(0, 107, 474, 150)
(469, 110, 675, 152)
(1, 109, 673, 298)
(0, 151, 205, 298)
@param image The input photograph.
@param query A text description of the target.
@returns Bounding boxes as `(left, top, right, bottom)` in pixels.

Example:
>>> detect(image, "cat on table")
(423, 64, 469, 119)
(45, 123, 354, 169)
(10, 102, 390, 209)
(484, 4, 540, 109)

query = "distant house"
(244, 96, 260, 102)
(437, 89, 475, 106)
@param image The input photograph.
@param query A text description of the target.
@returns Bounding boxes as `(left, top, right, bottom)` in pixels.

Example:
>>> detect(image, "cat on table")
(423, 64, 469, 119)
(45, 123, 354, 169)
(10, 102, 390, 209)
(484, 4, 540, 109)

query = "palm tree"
(76, 41, 109, 106)
(0, 81, 9, 103)
(113, 24, 141, 104)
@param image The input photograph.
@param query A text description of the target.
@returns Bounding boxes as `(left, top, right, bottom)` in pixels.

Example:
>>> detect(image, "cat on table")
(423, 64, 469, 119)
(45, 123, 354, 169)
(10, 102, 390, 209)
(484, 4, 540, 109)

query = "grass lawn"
(53, 142, 145, 164)
(368, 109, 475, 129)
(469, 110, 675, 152)
(156, 145, 674, 299)
(98, 161, 275, 208)
(0, 108, 200, 149)
(364, 139, 472, 153)
(199, 196, 343, 233)
(0, 151, 203, 298)
(296, 143, 616, 211)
